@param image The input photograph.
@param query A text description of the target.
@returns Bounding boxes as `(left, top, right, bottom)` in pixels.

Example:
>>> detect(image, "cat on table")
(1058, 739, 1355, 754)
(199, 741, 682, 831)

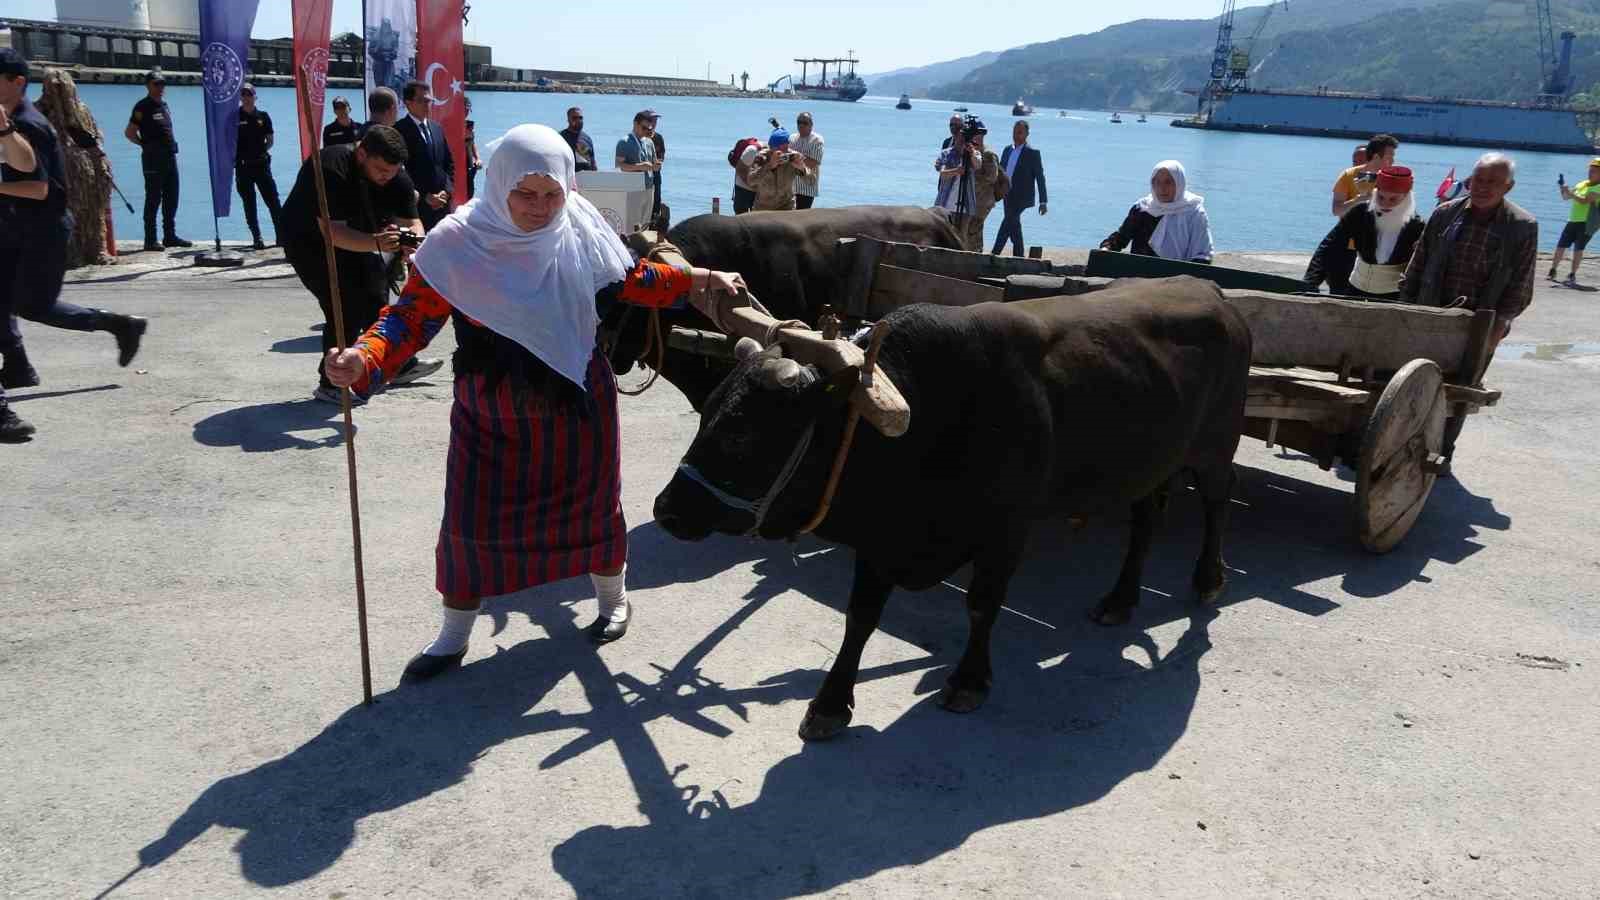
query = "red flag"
(292, 0, 335, 160)
(417, 0, 468, 204)
(1435, 166, 1456, 201)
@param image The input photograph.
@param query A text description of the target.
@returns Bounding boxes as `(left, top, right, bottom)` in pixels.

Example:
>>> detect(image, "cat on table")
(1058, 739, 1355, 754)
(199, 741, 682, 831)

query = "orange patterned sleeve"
(618, 258, 693, 308)
(349, 273, 453, 397)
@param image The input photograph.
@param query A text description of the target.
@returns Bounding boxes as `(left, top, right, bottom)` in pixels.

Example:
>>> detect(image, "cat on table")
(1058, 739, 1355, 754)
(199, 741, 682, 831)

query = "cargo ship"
(788, 54, 867, 103)
(1174, 1, 1598, 154)
(1173, 88, 1598, 155)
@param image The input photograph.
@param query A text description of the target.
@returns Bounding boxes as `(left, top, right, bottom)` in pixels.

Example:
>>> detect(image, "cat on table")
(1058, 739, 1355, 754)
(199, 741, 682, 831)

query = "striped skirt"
(436, 350, 626, 601)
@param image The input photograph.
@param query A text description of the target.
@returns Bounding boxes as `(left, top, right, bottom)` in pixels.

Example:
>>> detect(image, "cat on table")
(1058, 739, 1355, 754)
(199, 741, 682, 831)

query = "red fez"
(1376, 166, 1414, 194)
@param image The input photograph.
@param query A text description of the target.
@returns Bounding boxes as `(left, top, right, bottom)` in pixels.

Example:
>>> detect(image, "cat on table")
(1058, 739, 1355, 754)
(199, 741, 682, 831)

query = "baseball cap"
(240, 83, 255, 95)
(0, 48, 29, 78)
(633, 108, 661, 122)
(146, 69, 167, 83)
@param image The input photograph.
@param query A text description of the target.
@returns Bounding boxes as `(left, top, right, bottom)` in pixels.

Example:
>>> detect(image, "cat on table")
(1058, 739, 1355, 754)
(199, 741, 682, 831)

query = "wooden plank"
(1444, 384, 1501, 406)
(666, 326, 738, 359)
(838, 237, 885, 319)
(867, 265, 1003, 317)
(1274, 379, 1372, 406)
(841, 236, 1058, 280)
(1086, 248, 1307, 293)
(1222, 290, 1478, 376)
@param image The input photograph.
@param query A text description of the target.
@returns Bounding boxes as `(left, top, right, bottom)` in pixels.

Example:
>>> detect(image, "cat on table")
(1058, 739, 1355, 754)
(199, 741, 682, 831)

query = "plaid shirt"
(1401, 200, 1537, 321)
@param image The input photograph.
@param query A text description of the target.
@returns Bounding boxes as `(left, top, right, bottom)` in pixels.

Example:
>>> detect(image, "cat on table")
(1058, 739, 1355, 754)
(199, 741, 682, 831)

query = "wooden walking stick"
(296, 73, 374, 705)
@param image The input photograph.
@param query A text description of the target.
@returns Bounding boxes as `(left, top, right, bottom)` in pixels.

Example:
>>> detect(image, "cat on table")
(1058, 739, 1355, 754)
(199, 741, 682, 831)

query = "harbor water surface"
(68, 84, 1588, 252)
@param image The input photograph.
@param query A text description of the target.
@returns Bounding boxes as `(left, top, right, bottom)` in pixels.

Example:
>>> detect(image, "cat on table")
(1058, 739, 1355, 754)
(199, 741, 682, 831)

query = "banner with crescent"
(197, 0, 260, 220)
(291, 0, 334, 160)
(417, 0, 468, 204)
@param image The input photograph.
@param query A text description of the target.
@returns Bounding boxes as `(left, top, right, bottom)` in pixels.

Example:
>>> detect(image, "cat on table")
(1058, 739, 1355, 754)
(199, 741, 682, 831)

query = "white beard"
(1371, 193, 1414, 263)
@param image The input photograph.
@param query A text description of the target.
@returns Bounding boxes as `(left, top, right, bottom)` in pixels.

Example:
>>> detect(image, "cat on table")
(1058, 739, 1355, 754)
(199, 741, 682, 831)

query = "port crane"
(1535, 0, 1576, 105)
(1199, 1, 1288, 117)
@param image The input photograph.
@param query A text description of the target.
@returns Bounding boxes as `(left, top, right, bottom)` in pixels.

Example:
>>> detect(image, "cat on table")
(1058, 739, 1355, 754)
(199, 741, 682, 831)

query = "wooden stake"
(296, 74, 374, 706)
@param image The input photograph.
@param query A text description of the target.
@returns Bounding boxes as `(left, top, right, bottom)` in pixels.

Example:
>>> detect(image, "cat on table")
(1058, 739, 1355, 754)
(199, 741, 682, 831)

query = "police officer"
(124, 69, 191, 251)
(321, 96, 359, 147)
(234, 84, 281, 250)
(0, 49, 146, 442)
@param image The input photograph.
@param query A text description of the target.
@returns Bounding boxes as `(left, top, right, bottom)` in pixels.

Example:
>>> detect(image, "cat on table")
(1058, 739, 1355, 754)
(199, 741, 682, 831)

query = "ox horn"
(719, 294, 909, 438)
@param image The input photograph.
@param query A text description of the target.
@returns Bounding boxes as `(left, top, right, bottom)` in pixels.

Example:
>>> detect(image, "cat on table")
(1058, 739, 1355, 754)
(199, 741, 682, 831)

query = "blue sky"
(7, 1, 1220, 81)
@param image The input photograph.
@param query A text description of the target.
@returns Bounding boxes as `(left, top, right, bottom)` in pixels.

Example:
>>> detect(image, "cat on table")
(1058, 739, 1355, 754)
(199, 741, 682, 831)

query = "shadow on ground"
(191, 399, 345, 452)
(268, 334, 322, 354)
(115, 453, 1509, 897)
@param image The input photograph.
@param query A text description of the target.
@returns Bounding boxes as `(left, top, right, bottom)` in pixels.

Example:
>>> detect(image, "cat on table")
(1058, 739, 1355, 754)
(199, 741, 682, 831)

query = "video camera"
(394, 229, 422, 249)
(960, 115, 987, 142)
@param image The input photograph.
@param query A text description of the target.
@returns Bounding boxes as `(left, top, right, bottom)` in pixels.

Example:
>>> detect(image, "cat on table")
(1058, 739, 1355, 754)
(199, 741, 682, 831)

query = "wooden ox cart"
(659, 237, 1501, 553)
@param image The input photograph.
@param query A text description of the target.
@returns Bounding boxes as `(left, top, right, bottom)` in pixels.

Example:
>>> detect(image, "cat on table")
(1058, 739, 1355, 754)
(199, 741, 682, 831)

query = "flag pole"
(296, 67, 374, 706)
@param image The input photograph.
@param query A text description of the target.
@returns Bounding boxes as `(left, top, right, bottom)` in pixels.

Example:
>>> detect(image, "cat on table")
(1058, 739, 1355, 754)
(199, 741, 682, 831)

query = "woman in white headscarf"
(325, 124, 746, 680)
(1099, 160, 1215, 263)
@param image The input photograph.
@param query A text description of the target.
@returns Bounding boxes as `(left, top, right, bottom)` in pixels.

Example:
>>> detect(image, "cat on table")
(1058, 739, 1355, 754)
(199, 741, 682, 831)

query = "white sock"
(424, 603, 480, 656)
(592, 568, 629, 623)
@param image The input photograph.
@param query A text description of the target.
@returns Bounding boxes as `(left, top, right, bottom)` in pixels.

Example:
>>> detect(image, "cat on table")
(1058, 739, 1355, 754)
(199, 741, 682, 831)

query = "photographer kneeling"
(280, 124, 441, 404)
(745, 128, 807, 212)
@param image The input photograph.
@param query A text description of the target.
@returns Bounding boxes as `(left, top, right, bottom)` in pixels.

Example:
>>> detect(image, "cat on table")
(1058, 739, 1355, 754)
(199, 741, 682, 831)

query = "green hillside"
(926, 0, 1600, 112)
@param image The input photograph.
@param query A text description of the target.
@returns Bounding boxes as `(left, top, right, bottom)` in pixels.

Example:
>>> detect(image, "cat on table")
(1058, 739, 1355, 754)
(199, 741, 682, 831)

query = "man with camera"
(746, 127, 808, 212)
(280, 125, 440, 405)
(935, 117, 982, 237)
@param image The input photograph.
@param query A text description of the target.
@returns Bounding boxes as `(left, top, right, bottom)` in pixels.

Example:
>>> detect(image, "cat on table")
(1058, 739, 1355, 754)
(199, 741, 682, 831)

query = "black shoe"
(1, 350, 40, 389)
(586, 607, 631, 644)
(402, 647, 466, 681)
(143, 240, 164, 252)
(0, 405, 35, 442)
(108, 315, 148, 367)
(251, 235, 266, 251)
(162, 236, 194, 249)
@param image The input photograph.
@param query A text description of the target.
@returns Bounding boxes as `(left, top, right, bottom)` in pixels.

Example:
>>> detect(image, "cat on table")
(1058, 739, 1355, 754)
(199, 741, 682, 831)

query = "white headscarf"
(412, 124, 633, 388)
(1137, 160, 1214, 261)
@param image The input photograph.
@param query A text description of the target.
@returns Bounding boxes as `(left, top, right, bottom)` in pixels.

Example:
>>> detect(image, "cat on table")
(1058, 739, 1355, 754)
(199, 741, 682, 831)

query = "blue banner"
(198, 0, 261, 220)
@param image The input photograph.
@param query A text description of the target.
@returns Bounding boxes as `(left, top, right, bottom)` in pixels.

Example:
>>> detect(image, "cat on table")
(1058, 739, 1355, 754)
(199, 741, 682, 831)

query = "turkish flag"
(291, 0, 334, 160)
(417, 0, 468, 205)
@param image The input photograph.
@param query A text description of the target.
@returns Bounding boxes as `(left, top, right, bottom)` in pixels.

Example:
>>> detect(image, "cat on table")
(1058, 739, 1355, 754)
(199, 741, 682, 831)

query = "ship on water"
(782, 54, 868, 102)
(1174, 0, 1599, 155)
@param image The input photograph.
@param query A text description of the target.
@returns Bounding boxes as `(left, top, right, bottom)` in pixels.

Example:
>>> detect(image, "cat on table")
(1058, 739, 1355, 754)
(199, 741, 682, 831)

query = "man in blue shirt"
(615, 109, 661, 217)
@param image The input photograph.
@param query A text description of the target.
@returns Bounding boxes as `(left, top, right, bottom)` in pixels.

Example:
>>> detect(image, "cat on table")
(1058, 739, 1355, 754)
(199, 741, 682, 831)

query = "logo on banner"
(201, 42, 245, 103)
(300, 47, 330, 106)
(422, 62, 464, 106)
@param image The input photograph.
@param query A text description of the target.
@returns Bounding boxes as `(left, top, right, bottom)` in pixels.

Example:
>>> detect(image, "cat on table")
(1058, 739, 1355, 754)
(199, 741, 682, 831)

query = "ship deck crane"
(1536, 0, 1576, 106)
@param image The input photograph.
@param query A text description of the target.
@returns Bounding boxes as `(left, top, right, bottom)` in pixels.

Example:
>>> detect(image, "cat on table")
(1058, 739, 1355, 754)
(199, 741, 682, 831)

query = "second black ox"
(653, 275, 1253, 741)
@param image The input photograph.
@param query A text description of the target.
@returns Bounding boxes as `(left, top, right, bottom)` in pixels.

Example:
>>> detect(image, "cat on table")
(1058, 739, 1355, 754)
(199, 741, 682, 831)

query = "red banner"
(291, 0, 334, 160)
(417, 0, 468, 204)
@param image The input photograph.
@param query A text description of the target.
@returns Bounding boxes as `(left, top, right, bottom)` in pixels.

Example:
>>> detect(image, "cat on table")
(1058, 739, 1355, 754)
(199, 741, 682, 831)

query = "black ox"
(602, 205, 963, 411)
(653, 276, 1252, 740)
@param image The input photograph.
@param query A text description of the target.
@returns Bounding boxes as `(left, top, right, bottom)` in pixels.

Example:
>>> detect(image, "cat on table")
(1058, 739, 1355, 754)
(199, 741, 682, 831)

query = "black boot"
(102, 313, 148, 367)
(162, 235, 193, 249)
(0, 348, 40, 389)
(143, 233, 163, 252)
(0, 402, 35, 442)
(251, 232, 266, 251)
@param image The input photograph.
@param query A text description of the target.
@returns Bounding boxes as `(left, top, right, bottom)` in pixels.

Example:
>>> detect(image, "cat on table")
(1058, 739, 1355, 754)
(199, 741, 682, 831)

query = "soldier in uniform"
(234, 84, 282, 250)
(124, 70, 191, 250)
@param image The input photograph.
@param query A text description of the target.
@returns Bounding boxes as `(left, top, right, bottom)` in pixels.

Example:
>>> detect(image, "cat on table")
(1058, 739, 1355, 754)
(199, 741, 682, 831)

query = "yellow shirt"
(1334, 165, 1379, 203)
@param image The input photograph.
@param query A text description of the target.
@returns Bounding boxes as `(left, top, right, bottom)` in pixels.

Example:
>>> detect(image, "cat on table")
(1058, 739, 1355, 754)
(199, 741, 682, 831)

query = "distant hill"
(861, 51, 1002, 99)
(866, 0, 1600, 113)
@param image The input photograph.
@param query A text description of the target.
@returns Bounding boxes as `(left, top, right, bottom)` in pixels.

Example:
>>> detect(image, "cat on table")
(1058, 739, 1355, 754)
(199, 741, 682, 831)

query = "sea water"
(64, 84, 1585, 252)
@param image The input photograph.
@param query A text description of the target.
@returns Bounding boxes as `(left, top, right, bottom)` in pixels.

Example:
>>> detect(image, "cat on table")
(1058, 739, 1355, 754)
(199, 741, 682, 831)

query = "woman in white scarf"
(1099, 160, 1215, 263)
(325, 124, 746, 679)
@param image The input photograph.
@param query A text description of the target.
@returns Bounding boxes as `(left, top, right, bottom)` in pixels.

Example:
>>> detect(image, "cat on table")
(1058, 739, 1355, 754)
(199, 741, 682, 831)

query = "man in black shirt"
(234, 84, 282, 250)
(322, 96, 359, 147)
(560, 106, 596, 172)
(0, 49, 146, 441)
(280, 125, 438, 403)
(124, 70, 190, 250)
(357, 87, 399, 142)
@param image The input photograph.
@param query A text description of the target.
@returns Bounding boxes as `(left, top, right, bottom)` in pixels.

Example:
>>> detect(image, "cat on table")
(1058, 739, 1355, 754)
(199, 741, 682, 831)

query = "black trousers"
(992, 197, 1027, 256)
(419, 201, 449, 233)
(1, 220, 99, 357)
(286, 243, 388, 389)
(1323, 242, 1357, 295)
(235, 161, 283, 241)
(732, 185, 755, 215)
(141, 152, 180, 241)
(795, 194, 816, 210)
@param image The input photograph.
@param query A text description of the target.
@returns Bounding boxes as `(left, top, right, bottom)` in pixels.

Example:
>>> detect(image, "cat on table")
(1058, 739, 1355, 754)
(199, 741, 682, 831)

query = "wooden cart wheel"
(1354, 358, 1448, 553)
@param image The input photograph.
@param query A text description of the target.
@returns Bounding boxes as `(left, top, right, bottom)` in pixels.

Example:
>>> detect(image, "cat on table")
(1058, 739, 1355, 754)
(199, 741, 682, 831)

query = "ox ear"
(733, 337, 764, 361)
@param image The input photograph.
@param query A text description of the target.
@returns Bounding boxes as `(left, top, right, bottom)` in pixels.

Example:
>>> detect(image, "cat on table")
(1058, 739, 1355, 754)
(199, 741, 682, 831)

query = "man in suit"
(395, 79, 455, 232)
(992, 120, 1047, 257)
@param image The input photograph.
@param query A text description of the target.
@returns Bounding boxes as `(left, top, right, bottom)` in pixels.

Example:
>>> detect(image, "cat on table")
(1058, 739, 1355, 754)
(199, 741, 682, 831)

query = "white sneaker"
(313, 385, 366, 406)
(389, 357, 445, 386)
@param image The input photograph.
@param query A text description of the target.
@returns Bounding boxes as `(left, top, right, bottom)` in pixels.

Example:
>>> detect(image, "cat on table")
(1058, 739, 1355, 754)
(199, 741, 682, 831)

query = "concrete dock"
(3, 246, 1597, 898)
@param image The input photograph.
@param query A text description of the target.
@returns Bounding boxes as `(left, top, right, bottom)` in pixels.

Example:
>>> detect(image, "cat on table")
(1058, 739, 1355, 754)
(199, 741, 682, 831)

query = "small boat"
(1110, 111, 1123, 123)
(1011, 98, 1033, 116)
(1137, 113, 1148, 123)
(953, 106, 969, 113)
(1058, 110, 1069, 117)
(895, 93, 912, 110)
